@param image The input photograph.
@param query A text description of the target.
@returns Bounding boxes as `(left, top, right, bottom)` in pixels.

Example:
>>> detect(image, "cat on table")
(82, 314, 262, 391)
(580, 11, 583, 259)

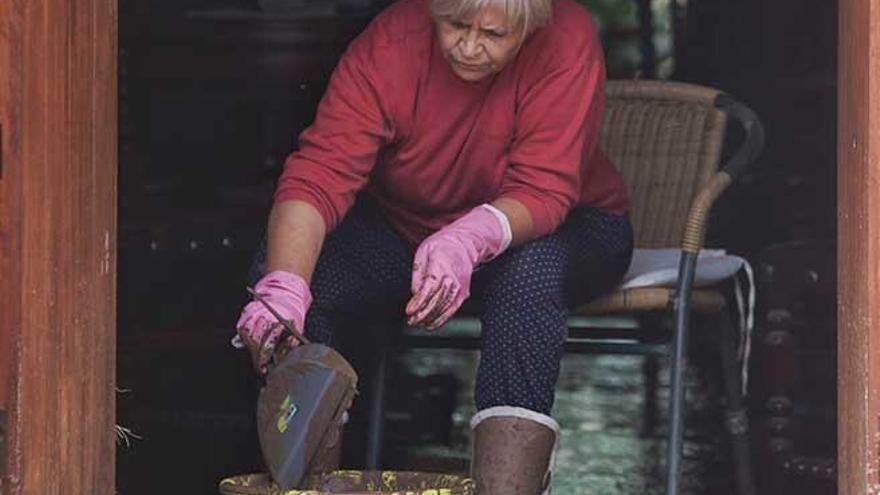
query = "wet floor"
(111, 335, 739, 495)
(395, 349, 735, 495)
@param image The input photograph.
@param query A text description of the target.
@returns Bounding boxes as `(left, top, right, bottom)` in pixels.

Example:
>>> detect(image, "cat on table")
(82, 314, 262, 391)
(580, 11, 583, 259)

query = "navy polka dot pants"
(254, 196, 633, 415)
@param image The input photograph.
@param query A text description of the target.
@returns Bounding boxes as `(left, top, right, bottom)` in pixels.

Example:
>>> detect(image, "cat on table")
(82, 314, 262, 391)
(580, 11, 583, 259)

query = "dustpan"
(248, 289, 359, 490)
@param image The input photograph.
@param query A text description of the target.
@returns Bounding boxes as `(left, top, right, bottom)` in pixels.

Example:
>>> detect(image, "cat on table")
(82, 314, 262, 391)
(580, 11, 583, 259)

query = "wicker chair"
(364, 80, 764, 495)
(576, 80, 763, 495)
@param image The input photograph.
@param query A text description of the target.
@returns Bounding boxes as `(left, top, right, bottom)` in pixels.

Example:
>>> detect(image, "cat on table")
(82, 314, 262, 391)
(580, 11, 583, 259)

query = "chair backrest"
(600, 80, 728, 249)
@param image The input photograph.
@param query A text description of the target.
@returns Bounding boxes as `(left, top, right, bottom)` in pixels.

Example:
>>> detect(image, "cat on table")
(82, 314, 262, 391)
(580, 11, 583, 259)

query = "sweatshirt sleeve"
(499, 53, 606, 238)
(274, 31, 394, 231)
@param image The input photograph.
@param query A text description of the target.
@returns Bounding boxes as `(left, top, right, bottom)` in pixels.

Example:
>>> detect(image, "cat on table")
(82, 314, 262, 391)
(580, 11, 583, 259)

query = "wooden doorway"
(0, 0, 878, 493)
(837, 0, 880, 493)
(0, 0, 117, 493)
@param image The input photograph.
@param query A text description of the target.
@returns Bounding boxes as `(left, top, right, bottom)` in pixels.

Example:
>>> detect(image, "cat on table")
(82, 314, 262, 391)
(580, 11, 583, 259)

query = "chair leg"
(365, 335, 389, 469)
(642, 354, 660, 436)
(666, 252, 698, 495)
(665, 306, 690, 495)
(718, 314, 756, 495)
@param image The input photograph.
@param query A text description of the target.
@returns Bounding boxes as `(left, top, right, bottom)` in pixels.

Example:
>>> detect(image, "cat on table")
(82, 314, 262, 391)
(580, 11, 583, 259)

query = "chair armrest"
(681, 95, 765, 254)
(715, 94, 765, 180)
(681, 172, 733, 253)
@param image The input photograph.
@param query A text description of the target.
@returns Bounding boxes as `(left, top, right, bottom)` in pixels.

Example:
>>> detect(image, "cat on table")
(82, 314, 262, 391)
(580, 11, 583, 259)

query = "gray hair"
(429, 0, 553, 37)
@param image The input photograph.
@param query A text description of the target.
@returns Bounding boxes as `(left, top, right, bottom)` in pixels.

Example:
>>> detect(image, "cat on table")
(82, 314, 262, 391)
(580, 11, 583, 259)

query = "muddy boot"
(470, 406, 559, 495)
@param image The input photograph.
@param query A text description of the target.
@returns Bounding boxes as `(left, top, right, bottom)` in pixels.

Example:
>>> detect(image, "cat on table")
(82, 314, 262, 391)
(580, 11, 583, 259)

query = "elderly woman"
(236, 0, 632, 492)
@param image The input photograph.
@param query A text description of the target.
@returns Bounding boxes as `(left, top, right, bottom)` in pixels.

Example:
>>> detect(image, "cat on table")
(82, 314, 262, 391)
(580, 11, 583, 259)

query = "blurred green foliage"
(576, 0, 677, 78)
(576, 0, 639, 31)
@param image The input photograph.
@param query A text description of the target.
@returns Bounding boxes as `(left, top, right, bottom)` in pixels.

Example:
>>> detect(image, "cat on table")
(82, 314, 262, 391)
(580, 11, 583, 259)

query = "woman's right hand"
(235, 270, 312, 373)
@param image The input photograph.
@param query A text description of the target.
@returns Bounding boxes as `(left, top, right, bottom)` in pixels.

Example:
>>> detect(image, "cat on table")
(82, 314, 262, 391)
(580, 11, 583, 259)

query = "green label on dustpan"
(276, 395, 298, 433)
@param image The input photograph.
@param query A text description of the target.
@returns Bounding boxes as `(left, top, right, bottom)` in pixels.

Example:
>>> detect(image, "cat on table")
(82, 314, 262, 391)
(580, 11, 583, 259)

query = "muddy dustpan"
(218, 470, 476, 495)
(248, 289, 359, 490)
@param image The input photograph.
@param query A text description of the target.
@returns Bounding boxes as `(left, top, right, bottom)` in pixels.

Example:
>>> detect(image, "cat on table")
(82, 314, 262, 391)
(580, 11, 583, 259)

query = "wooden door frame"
(838, 0, 880, 493)
(0, 0, 877, 493)
(1, 0, 117, 494)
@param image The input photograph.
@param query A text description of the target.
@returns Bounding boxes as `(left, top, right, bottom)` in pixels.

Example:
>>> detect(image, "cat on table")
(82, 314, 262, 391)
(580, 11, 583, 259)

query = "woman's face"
(435, 3, 524, 82)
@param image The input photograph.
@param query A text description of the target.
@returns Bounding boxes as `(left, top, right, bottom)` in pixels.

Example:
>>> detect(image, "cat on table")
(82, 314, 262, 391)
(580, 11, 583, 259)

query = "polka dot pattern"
(305, 199, 415, 345)
(470, 207, 633, 414)
(251, 196, 633, 416)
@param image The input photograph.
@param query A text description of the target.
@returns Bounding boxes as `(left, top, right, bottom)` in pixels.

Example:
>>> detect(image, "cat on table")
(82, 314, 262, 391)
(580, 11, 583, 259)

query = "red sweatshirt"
(275, 0, 629, 245)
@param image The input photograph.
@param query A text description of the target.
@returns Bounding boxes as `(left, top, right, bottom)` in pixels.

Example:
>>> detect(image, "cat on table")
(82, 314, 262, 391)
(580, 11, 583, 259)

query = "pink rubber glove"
(406, 204, 512, 330)
(235, 270, 312, 372)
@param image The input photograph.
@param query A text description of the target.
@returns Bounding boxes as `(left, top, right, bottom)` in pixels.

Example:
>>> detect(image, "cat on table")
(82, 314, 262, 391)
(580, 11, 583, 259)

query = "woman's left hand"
(406, 204, 512, 329)
(406, 236, 475, 329)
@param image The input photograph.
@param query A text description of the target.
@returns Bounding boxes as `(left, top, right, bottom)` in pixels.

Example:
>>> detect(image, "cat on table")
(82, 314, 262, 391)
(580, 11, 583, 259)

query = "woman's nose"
(458, 30, 481, 58)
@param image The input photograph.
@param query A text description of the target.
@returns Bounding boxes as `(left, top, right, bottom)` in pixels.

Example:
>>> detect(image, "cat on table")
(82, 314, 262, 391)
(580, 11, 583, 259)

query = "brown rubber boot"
(470, 406, 559, 495)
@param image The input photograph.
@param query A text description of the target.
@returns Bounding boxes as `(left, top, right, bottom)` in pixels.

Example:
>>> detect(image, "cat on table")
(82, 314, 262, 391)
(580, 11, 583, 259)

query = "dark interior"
(115, 1, 838, 493)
